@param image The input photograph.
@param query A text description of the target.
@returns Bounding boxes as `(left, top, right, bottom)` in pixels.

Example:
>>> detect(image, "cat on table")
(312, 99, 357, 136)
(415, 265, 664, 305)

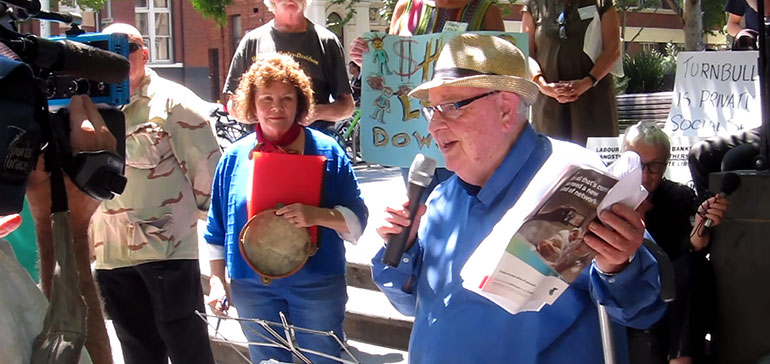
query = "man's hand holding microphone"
(377, 154, 436, 267)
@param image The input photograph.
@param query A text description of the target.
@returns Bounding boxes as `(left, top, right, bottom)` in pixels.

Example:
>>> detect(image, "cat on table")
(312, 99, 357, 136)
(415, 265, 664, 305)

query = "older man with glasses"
(372, 34, 667, 363)
(95, 23, 221, 364)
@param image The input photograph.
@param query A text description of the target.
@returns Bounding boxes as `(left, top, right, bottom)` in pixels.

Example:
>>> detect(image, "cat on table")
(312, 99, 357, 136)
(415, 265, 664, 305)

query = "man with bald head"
(96, 23, 219, 364)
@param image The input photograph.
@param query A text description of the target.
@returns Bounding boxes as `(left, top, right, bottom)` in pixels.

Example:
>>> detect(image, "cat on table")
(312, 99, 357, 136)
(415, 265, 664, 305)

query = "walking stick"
(598, 239, 676, 364)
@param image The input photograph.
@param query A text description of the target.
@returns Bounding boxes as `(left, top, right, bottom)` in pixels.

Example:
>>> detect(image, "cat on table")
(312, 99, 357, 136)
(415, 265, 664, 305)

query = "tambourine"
(239, 208, 318, 285)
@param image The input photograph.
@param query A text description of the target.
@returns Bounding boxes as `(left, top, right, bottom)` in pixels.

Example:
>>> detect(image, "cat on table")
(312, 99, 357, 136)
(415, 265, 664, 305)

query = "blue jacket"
(372, 126, 667, 363)
(205, 128, 368, 282)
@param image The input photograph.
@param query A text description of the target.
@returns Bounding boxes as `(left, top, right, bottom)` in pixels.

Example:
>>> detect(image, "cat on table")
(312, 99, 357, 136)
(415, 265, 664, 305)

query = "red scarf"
(255, 122, 303, 153)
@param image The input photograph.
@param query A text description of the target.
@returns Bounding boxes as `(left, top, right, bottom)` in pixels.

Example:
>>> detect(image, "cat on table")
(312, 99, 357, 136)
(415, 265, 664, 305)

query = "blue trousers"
(230, 275, 347, 364)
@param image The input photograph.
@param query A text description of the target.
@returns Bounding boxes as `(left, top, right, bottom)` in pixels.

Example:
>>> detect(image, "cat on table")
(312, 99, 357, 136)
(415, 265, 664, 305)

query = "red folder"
(247, 151, 327, 243)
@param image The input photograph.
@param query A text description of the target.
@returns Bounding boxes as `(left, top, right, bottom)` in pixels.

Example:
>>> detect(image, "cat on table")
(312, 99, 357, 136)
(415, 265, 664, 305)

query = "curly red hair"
(231, 53, 315, 124)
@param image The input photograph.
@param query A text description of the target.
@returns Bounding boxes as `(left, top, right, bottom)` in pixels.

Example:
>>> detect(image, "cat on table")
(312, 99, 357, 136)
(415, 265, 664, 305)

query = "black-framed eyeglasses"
(421, 90, 499, 121)
(558, 11, 567, 39)
(128, 43, 142, 53)
(641, 160, 667, 174)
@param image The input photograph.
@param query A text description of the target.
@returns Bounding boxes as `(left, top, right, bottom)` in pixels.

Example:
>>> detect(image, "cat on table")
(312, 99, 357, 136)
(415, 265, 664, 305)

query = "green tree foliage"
(189, 0, 360, 26)
(379, 0, 399, 25)
(616, 0, 727, 51)
(328, 0, 359, 27)
(702, 0, 728, 34)
(58, 0, 108, 11)
(190, 0, 231, 25)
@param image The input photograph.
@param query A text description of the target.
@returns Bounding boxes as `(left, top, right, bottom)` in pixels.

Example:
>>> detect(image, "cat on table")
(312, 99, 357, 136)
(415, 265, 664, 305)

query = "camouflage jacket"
(91, 69, 221, 269)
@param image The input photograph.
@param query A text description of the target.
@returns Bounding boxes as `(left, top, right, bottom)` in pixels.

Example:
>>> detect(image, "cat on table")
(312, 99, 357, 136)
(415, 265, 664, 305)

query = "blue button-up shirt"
(372, 125, 666, 363)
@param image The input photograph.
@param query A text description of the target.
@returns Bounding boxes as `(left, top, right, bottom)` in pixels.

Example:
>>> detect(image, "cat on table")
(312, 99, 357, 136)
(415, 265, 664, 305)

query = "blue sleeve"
(724, 0, 746, 16)
(204, 155, 228, 247)
(371, 240, 423, 316)
(332, 143, 368, 231)
(588, 244, 667, 330)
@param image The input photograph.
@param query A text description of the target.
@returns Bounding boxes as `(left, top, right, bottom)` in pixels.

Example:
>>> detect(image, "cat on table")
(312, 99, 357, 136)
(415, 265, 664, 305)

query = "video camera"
(0, 0, 129, 215)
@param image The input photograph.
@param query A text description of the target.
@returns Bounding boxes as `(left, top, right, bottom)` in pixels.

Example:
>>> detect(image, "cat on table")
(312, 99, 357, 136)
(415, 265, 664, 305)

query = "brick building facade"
(17, 0, 727, 103)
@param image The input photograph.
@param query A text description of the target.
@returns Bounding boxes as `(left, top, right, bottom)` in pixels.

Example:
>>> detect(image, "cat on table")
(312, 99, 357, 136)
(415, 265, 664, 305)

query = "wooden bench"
(616, 91, 673, 132)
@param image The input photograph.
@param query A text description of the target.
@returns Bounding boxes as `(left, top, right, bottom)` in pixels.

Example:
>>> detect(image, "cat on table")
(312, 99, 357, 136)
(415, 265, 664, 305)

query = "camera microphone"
(22, 35, 130, 84)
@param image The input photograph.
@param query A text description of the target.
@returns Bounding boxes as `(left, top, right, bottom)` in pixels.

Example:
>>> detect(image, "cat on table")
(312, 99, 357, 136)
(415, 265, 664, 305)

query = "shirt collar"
(473, 124, 549, 205)
(130, 67, 157, 103)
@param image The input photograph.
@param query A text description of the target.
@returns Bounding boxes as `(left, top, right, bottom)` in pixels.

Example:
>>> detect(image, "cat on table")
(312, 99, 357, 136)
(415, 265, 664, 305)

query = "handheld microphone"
(382, 154, 436, 267)
(705, 172, 740, 228)
(22, 35, 130, 84)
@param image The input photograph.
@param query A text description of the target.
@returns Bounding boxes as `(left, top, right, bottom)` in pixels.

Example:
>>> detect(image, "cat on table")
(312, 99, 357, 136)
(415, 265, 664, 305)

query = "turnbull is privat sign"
(665, 51, 761, 137)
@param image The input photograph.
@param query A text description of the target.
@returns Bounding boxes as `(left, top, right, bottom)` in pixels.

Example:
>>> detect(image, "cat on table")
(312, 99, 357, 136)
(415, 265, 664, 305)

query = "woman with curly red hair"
(205, 53, 368, 363)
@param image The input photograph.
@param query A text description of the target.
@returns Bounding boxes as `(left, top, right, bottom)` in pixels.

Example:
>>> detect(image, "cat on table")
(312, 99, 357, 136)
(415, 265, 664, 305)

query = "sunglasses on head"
(558, 11, 568, 39)
(128, 43, 142, 53)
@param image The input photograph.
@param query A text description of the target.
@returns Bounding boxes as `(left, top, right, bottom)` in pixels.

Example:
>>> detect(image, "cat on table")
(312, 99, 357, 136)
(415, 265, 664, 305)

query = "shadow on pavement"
(345, 343, 406, 364)
(354, 165, 402, 185)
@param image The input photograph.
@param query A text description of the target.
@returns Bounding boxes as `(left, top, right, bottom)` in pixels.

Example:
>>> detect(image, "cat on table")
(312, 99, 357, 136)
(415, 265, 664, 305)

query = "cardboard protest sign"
(359, 31, 529, 167)
(665, 51, 761, 137)
(586, 136, 703, 187)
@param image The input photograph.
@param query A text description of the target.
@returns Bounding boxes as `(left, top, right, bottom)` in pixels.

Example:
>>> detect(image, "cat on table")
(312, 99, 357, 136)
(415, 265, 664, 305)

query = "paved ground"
(108, 164, 409, 364)
(347, 165, 406, 266)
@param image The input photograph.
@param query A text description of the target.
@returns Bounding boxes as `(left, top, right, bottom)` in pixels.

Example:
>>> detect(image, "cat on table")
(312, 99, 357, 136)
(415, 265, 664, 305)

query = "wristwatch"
(587, 73, 599, 87)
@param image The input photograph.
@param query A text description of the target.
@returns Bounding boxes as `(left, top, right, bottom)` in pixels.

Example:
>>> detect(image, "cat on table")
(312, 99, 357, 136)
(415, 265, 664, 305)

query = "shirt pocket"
(126, 208, 175, 261)
(125, 122, 172, 170)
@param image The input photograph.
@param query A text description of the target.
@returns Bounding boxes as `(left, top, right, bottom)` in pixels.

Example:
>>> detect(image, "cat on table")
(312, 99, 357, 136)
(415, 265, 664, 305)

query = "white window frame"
(135, 0, 173, 63)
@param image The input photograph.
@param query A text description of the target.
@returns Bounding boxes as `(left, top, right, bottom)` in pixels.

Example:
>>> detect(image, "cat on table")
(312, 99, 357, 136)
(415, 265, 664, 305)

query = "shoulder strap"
(395, 0, 413, 34)
(597, 0, 614, 15)
(463, 0, 494, 31)
(415, 1, 435, 35)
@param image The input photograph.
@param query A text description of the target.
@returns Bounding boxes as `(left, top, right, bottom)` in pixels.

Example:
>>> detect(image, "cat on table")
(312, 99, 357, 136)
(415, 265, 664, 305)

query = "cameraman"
(0, 94, 115, 363)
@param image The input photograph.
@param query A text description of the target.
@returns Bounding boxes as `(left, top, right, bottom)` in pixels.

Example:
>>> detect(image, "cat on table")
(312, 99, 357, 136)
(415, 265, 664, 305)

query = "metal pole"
(39, 0, 49, 37)
(597, 305, 617, 364)
(758, 0, 769, 168)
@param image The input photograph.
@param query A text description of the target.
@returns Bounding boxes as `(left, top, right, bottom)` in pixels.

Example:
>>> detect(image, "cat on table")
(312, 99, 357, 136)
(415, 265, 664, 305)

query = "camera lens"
(69, 78, 91, 96)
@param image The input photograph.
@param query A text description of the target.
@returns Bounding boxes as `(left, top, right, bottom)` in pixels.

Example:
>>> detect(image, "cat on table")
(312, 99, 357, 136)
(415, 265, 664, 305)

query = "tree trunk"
(683, 0, 704, 50)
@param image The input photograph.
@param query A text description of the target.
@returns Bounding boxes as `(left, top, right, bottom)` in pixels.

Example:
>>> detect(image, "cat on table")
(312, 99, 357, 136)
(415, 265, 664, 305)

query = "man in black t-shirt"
(223, 0, 353, 132)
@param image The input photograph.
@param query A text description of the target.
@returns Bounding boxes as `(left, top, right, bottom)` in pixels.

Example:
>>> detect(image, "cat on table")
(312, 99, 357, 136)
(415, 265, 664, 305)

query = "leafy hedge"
(617, 43, 677, 94)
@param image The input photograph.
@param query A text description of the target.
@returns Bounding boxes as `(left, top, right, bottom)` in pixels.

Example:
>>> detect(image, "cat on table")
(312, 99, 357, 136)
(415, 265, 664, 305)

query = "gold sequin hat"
(408, 34, 539, 105)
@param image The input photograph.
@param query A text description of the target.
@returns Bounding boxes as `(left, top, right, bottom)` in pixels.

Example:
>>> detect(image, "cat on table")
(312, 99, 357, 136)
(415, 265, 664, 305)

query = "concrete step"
(345, 262, 378, 291)
(344, 261, 413, 351)
(202, 244, 414, 353)
(201, 275, 413, 357)
(201, 292, 410, 364)
(345, 286, 413, 351)
(209, 336, 407, 364)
